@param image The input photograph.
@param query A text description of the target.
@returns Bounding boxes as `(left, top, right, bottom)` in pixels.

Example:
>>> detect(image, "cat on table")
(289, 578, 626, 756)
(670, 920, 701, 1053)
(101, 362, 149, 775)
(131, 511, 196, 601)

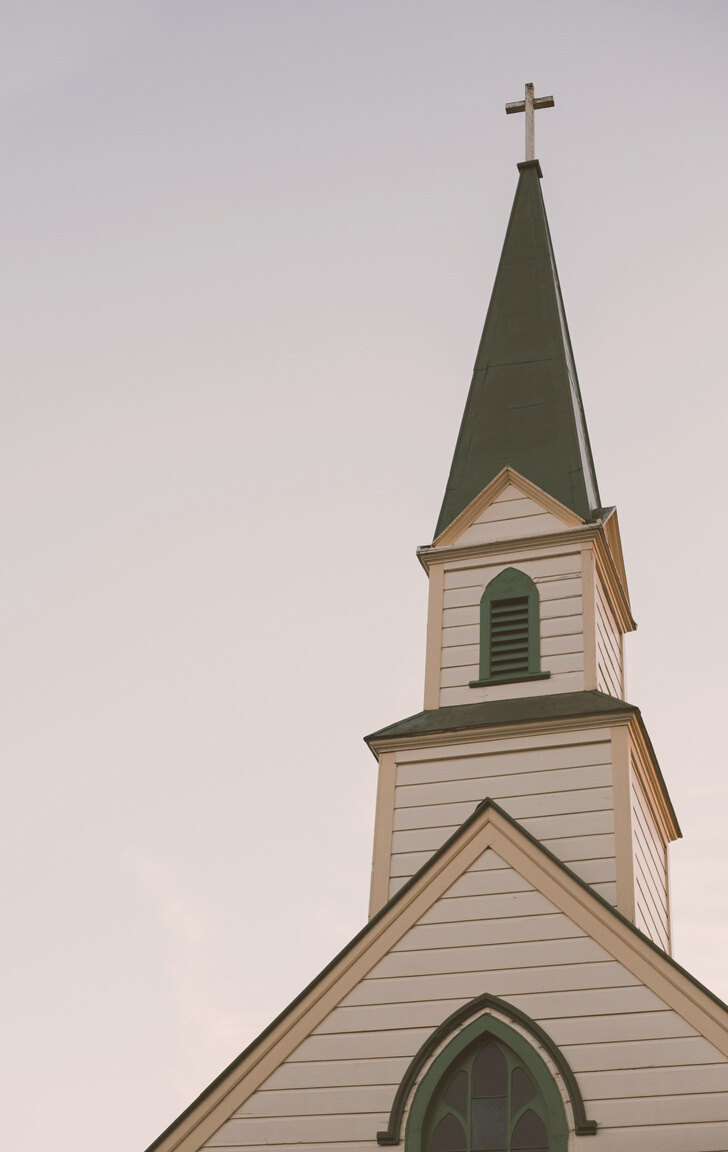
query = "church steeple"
(435, 159, 600, 539)
(363, 130, 680, 955)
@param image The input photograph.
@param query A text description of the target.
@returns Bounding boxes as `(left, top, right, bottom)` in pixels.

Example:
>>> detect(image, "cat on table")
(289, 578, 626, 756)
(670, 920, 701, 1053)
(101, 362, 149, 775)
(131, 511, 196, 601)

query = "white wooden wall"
(439, 545, 584, 707)
(454, 484, 571, 546)
(630, 755, 671, 953)
(204, 849, 728, 1151)
(595, 576, 624, 700)
(386, 728, 616, 903)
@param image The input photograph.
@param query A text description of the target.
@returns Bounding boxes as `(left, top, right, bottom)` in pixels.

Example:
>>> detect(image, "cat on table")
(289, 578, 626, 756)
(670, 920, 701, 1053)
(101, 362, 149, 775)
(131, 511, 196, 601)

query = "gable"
(434, 469, 583, 549)
(201, 845, 728, 1150)
(148, 803, 728, 1152)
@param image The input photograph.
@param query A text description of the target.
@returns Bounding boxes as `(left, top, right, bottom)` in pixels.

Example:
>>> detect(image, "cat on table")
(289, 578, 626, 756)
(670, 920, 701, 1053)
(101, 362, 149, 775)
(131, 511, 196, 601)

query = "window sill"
(469, 672, 551, 688)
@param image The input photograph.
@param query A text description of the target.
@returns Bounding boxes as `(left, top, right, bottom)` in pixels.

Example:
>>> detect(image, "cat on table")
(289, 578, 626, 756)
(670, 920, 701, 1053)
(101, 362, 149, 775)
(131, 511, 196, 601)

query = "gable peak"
(433, 466, 583, 548)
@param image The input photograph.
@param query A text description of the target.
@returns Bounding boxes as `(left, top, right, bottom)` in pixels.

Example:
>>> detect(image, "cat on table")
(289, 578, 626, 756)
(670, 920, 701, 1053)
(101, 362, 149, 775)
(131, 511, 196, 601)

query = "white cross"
(505, 83, 554, 162)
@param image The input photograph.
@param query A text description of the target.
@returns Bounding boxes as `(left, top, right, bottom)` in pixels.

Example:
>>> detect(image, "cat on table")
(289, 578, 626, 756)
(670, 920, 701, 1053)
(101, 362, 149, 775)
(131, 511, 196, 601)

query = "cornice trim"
(628, 714, 681, 843)
(417, 525, 595, 572)
(594, 527, 636, 633)
(601, 507, 631, 608)
(367, 710, 633, 756)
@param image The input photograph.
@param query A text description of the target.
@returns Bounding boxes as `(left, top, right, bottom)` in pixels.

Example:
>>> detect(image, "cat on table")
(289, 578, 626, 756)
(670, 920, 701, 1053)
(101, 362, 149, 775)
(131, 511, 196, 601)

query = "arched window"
(425, 1038, 549, 1151)
(470, 568, 548, 687)
(404, 1015, 568, 1152)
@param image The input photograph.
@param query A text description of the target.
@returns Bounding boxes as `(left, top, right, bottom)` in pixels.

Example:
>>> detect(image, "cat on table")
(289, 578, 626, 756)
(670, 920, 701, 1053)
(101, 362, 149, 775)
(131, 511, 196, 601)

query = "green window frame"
(405, 1015, 568, 1152)
(469, 568, 549, 688)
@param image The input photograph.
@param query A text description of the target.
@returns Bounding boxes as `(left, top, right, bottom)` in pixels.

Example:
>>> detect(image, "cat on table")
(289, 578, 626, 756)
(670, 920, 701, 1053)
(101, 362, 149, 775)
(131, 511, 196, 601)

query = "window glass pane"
(511, 1108, 548, 1149)
(472, 1042, 508, 1097)
(471, 1096, 507, 1150)
(430, 1113, 466, 1151)
(511, 1067, 537, 1116)
(443, 1069, 468, 1116)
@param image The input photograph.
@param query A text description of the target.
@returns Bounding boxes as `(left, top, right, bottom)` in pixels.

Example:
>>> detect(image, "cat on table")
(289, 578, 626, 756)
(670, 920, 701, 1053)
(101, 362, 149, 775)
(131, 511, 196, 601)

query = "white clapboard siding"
(389, 855, 618, 893)
(389, 842, 615, 897)
(595, 576, 624, 699)
(538, 1011, 694, 1046)
(238, 1084, 394, 1117)
(341, 969, 650, 1010)
(206, 1144, 383, 1152)
(440, 673, 586, 706)
(592, 880, 617, 902)
(260, 1056, 411, 1091)
(373, 933, 613, 979)
(387, 732, 617, 901)
(203, 849, 728, 1152)
(389, 848, 617, 890)
(396, 729, 613, 772)
(391, 810, 613, 856)
(287, 1026, 432, 1063)
(442, 576, 583, 610)
(397, 733, 612, 774)
(393, 785, 613, 831)
(631, 758, 670, 951)
(578, 1062, 728, 1097)
(562, 856, 617, 884)
(578, 1124, 728, 1152)
(454, 486, 570, 546)
(390, 911, 585, 951)
(395, 773, 612, 816)
(585, 1090, 728, 1126)
(443, 553, 583, 590)
(438, 548, 584, 705)
(417, 888, 563, 923)
(314, 986, 676, 1040)
(203, 1113, 387, 1146)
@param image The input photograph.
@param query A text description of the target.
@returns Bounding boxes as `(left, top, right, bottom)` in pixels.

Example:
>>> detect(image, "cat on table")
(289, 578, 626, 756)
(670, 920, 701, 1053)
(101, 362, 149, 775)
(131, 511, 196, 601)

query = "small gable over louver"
(434, 467, 583, 548)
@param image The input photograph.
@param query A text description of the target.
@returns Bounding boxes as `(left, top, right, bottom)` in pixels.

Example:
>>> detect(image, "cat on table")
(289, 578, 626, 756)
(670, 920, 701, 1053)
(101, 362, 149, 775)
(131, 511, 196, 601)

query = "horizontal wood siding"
(387, 730, 617, 901)
(457, 488, 570, 546)
(631, 756, 671, 952)
(440, 548, 584, 706)
(595, 575, 624, 699)
(203, 851, 728, 1150)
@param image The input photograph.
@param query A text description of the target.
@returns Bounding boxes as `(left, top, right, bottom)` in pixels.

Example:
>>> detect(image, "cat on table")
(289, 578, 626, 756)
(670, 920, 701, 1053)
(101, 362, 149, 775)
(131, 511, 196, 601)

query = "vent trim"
(472, 568, 548, 686)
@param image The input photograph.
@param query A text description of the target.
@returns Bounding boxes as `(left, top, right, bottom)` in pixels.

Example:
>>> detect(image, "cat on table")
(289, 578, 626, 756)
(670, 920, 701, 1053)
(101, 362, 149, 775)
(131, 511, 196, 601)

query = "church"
(146, 94, 728, 1152)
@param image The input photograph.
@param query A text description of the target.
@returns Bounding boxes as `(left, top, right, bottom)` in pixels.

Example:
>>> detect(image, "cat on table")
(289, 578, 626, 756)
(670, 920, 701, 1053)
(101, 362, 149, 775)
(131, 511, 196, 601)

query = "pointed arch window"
(469, 568, 549, 687)
(425, 1039, 550, 1151)
(403, 1016, 569, 1152)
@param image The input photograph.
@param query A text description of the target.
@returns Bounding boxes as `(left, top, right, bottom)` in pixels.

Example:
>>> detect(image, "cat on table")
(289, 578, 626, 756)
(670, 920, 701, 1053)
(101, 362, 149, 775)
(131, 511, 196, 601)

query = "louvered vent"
(490, 595, 530, 677)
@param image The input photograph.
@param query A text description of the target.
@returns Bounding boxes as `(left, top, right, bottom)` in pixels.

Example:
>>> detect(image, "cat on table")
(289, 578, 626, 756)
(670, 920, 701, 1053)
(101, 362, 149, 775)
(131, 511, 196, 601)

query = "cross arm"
(505, 95, 555, 114)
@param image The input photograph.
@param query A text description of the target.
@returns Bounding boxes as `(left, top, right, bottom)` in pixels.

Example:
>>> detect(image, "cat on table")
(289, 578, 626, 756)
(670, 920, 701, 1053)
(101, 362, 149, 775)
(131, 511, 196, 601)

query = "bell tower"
(366, 157, 680, 956)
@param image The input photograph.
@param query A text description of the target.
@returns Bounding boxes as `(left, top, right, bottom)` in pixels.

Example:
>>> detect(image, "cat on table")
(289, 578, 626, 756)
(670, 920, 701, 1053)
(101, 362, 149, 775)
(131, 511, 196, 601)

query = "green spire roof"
(435, 160, 600, 539)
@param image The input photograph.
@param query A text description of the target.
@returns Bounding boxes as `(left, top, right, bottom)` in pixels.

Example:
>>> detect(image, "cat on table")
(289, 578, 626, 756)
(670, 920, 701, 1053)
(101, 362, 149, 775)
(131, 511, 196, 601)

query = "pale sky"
(2, 4, 728, 1150)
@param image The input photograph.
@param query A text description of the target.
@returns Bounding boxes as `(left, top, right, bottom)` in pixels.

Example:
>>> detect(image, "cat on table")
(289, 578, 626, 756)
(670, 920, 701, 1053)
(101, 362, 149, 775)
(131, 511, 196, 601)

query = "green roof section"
(365, 690, 635, 745)
(435, 160, 601, 539)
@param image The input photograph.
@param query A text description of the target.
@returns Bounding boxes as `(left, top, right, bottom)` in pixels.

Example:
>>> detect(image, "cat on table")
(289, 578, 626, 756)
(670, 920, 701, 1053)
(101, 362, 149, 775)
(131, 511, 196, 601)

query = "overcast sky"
(2, 4, 728, 1150)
